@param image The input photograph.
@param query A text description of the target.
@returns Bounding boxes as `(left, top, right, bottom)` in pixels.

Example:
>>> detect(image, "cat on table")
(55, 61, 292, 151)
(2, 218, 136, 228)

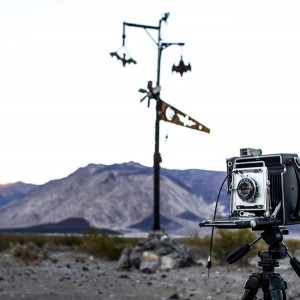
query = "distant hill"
(0, 217, 119, 235)
(0, 162, 228, 236)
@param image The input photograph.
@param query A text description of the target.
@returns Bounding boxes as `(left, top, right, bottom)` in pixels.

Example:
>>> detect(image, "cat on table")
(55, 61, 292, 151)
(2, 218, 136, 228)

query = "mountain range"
(0, 162, 229, 236)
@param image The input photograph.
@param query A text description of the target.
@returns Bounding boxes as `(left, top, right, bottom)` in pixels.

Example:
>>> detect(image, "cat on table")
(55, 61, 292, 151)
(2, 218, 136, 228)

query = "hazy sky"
(1, 0, 300, 184)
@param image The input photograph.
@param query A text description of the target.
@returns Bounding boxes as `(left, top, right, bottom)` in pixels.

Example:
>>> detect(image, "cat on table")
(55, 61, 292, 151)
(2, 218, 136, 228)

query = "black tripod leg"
(268, 290, 286, 300)
(267, 274, 287, 300)
(241, 273, 260, 300)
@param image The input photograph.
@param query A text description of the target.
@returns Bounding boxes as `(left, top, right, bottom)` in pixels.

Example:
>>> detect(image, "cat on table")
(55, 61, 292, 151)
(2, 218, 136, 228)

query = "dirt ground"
(0, 251, 300, 300)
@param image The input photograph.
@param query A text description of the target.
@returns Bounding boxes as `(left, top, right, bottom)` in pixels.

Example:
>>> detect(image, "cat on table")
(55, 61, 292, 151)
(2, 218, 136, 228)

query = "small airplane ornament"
(172, 56, 191, 76)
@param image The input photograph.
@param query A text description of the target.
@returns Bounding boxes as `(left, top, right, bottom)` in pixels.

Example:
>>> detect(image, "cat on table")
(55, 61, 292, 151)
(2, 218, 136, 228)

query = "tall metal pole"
(153, 41, 182, 231)
(153, 42, 163, 231)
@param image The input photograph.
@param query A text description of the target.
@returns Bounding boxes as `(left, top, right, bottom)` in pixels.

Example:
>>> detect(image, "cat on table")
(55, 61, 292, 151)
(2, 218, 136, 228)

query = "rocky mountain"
(0, 182, 38, 207)
(0, 162, 228, 236)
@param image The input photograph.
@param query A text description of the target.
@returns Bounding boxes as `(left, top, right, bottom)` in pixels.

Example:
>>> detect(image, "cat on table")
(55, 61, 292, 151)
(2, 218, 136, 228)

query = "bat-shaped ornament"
(110, 51, 137, 67)
(172, 56, 191, 76)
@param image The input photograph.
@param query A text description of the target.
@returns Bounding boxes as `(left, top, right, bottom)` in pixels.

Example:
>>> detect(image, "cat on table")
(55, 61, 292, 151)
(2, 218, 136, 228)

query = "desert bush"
(11, 242, 43, 264)
(213, 228, 260, 265)
(50, 235, 83, 248)
(0, 233, 141, 260)
(285, 239, 300, 256)
(80, 233, 139, 260)
(0, 234, 16, 252)
(17, 235, 49, 248)
(179, 233, 211, 258)
(0, 234, 83, 250)
(181, 229, 266, 265)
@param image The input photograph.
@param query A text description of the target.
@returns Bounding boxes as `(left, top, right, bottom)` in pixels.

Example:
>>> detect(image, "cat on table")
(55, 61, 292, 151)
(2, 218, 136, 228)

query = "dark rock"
(117, 247, 131, 269)
(129, 247, 142, 268)
(141, 267, 156, 274)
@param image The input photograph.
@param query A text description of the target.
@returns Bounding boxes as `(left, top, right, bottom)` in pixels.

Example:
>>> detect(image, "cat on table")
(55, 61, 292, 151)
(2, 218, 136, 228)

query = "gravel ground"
(0, 251, 300, 300)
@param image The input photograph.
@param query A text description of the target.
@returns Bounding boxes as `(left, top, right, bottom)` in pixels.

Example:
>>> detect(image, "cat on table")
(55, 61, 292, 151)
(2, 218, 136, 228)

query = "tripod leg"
(241, 273, 260, 300)
(267, 274, 287, 300)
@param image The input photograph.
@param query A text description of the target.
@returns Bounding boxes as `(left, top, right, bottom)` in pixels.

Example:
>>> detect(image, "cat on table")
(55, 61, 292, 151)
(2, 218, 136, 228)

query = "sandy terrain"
(0, 251, 300, 300)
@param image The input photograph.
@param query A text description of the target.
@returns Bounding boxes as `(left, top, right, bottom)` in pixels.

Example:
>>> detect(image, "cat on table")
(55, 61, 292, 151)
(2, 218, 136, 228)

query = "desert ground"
(0, 250, 300, 300)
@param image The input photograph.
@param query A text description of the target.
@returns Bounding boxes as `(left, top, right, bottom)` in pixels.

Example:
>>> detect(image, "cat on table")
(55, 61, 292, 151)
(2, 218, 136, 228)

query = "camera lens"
(237, 177, 257, 202)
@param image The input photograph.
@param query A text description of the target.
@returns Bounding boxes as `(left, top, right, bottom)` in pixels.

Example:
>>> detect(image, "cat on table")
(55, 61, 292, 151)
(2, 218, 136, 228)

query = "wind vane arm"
(139, 81, 210, 133)
(160, 100, 210, 133)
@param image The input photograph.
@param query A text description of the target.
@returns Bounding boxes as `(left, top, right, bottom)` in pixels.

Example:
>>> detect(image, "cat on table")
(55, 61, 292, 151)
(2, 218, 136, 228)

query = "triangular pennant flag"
(160, 100, 210, 133)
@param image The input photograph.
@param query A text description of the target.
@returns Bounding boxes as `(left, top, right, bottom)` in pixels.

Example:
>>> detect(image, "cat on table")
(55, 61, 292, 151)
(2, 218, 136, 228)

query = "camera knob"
(250, 220, 257, 228)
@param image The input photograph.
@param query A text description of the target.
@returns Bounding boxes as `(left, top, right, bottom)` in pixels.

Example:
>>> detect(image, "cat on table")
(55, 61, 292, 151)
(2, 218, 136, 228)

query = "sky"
(0, 0, 300, 184)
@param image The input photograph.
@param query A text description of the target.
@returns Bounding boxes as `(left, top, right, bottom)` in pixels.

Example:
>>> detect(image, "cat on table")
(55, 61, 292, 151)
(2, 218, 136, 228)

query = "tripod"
(226, 227, 300, 300)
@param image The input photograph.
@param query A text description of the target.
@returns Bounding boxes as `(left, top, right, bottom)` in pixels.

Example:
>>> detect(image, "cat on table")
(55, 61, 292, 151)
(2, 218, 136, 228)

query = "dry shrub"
(181, 229, 265, 265)
(11, 242, 44, 264)
(179, 233, 211, 259)
(285, 239, 300, 256)
(80, 233, 121, 260)
(213, 229, 260, 265)
(80, 232, 139, 260)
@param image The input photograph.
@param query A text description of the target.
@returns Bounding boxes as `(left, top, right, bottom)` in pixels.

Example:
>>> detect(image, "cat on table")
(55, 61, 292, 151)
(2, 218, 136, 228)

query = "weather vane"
(110, 13, 210, 232)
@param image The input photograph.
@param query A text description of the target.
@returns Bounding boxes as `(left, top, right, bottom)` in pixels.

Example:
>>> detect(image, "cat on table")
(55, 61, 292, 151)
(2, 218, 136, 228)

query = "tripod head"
(226, 227, 300, 278)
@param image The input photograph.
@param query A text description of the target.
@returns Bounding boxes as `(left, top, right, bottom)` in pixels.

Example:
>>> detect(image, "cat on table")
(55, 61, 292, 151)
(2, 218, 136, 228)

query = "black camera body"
(200, 148, 300, 229)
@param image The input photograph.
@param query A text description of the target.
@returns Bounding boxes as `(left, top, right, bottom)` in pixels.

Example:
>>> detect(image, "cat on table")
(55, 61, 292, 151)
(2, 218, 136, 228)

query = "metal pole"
(152, 41, 163, 231)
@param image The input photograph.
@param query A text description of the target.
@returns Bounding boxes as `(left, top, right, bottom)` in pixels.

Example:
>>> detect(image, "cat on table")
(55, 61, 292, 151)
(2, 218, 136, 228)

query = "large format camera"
(200, 148, 300, 229)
